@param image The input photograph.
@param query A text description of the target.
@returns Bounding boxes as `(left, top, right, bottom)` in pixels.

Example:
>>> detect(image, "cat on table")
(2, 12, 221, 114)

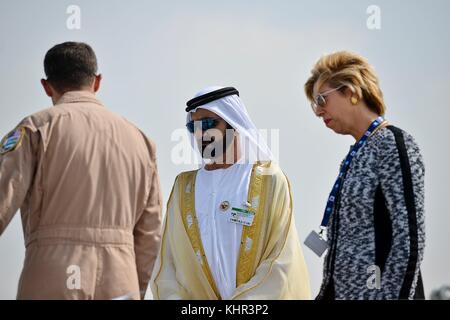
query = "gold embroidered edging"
(236, 161, 271, 287)
(232, 170, 294, 300)
(153, 177, 177, 300)
(180, 170, 221, 299)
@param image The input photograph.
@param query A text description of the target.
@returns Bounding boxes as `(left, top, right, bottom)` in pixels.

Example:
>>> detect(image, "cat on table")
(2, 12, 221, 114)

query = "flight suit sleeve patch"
(0, 127, 26, 155)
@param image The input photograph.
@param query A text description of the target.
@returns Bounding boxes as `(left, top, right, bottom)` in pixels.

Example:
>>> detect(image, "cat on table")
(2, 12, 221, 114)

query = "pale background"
(0, 0, 449, 299)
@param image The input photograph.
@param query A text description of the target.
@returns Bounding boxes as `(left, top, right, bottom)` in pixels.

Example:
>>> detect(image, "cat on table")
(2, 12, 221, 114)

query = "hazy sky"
(1, 0, 449, 299)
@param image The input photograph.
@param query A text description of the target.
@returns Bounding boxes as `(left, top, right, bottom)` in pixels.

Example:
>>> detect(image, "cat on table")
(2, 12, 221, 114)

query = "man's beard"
(199, 126, 235, 162)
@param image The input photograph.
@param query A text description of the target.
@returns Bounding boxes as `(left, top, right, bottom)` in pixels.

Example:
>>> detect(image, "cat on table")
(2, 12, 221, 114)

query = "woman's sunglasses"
(311, 85, 344, 114)
(186, 117, 220, 133)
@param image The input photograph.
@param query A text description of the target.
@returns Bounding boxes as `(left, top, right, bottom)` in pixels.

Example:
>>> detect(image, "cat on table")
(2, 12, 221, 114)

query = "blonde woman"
(304, 51, 425, 300)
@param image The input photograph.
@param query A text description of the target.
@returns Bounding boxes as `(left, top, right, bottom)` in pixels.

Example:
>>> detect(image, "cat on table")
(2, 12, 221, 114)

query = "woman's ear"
(342, 86, 359, 104)
(342, 86, 354, 98)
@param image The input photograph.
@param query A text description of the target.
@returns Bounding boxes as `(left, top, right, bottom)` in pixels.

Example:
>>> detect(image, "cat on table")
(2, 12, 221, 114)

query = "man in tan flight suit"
(0, 42, 162, 299)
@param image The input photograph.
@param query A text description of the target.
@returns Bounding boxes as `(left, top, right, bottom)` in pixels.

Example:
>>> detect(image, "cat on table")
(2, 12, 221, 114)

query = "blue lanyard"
(320, 116, 384, 229)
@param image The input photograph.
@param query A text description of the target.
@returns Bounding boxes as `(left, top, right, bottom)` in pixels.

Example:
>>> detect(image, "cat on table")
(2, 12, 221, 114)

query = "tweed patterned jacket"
(317, 125, 425, 300)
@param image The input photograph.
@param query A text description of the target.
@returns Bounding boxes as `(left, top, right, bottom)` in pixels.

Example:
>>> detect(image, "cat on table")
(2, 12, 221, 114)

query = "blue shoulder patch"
(0, 127, 25, 155)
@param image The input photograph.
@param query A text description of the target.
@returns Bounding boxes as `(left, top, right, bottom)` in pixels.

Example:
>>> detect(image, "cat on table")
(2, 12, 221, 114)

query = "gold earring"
(351, 97, 358, 105)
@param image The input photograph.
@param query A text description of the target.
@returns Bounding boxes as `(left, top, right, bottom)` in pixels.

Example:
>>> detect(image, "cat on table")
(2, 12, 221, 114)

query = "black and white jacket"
(317, 125, 426, 300)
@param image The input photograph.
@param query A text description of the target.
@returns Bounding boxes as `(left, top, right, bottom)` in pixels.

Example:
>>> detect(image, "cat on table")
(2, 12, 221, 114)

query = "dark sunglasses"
(186, 117, 220, 134)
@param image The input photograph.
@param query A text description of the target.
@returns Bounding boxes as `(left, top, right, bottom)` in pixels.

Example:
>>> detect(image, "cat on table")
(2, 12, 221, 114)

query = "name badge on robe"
(228, 207, 255, 226)
(304, 230, 328, 257)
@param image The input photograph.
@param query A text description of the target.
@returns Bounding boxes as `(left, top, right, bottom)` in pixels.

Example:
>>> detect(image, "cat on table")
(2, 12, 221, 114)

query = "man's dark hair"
(44, 42, 98, 92)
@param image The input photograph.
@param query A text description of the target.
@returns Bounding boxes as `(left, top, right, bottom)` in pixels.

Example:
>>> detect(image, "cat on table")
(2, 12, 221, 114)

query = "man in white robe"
(151, 86, 310, 299)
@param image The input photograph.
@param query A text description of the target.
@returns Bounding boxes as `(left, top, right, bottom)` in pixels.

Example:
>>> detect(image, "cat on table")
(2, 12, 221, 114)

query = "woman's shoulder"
(371, 125, 422, 160)
(371, 125, 416, 146)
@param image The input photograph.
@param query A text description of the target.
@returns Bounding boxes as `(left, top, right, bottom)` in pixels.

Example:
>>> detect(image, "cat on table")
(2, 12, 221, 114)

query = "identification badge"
(304, 230, 329, 257)
(228, 207, 255, 226)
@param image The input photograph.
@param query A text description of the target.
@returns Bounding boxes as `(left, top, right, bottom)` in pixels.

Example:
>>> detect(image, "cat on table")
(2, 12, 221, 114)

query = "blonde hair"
(304, 51, 386, 116)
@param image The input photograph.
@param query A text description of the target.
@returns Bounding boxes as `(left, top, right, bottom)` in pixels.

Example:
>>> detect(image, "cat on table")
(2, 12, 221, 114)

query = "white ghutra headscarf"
(186, 86, 274, 166)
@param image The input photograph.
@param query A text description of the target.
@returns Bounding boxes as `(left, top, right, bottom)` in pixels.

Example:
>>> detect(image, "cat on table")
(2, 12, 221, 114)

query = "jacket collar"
(55, 91, 103, 107)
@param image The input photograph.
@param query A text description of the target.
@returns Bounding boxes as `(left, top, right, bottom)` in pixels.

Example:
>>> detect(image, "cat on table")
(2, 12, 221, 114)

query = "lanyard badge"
(304, 117, 384, 257)
(228, 207, 255, 226)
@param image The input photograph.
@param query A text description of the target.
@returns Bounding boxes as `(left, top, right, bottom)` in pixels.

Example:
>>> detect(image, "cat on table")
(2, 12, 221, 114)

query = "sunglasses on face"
(186, 117, 220, 134)
(311, 85, 344, 114)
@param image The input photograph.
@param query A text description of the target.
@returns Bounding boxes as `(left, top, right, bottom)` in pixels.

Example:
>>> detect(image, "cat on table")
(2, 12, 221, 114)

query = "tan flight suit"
(0, 91, 162, 299)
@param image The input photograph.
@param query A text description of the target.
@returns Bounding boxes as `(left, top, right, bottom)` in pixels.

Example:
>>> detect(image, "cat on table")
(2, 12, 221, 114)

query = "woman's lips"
(324, 119, 332, 126)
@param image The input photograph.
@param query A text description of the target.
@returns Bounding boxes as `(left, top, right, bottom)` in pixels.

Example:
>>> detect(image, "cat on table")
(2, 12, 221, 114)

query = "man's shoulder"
(258, 161, 288, 183)
(172, 161, 289, 185)
(175, 169, 199, 183)
(18, 106, 69, 132)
